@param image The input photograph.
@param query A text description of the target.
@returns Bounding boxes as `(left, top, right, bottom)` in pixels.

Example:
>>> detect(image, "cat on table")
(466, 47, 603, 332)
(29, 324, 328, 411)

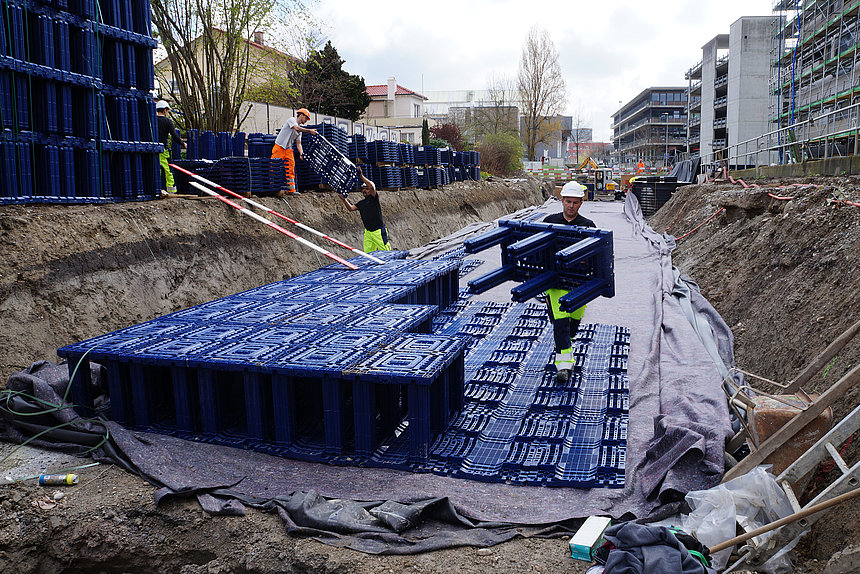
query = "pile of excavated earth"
(1, 174, 859, 573)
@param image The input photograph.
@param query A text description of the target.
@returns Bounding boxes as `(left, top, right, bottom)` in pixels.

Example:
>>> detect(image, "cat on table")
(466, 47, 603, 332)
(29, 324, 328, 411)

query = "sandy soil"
(2, 174, 859, 573)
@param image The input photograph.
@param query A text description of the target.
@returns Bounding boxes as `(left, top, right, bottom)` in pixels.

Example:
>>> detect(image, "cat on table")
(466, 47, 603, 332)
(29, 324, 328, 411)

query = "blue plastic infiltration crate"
(465, 219, 615, 312)
(57, 262, 627, 487)
(299, 132, 360, 196)
(0, 0, 159, 204)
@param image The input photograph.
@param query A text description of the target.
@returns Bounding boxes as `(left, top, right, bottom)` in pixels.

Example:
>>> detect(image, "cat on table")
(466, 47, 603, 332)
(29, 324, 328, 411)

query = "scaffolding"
(771, 0, 860, 161)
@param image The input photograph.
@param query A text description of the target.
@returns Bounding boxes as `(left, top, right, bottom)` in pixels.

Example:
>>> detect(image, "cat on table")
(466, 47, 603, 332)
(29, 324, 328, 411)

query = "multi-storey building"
(612, 87, 688, 171)
(685, 17, 778, 165)
(771, 1, 860, 160)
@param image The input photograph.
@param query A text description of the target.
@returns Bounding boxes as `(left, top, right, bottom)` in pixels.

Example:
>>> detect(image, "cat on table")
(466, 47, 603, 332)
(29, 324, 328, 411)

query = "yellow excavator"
(577, 156, 599, 171)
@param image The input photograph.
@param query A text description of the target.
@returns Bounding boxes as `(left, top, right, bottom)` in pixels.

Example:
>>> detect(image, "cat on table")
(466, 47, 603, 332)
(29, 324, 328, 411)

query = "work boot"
(555, 369, 571, 384)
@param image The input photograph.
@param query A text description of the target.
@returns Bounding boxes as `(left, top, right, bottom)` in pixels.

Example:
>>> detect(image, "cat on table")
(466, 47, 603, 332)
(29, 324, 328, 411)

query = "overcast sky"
(314, 0, 776, 141)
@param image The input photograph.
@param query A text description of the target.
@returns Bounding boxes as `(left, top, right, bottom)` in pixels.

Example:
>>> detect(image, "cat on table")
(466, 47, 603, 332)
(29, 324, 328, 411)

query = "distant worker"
(271, 108, 318, 193)
(542, 181, 596, 384)
(636, 159, 645, 174)
(340, 168, 392, 252)
(156, 100, 185, 194)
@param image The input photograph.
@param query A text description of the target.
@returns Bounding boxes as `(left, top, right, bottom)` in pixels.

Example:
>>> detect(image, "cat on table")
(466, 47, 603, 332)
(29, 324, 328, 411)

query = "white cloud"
(314, 0, 775, 140)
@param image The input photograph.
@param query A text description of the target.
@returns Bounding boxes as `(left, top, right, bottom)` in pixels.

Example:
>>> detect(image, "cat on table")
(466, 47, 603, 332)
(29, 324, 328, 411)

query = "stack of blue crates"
(208, 157, 287, 196)
(417, 166, 445, 189)
(464, 150, 481, 180)
(246, 133, 276, 158)
(306, 123, 348, 154)
(0, 0, 160, 204)
(398, 142, 414, 165)
(347, 133, 367, 163)
(367, 140, 399, 164)
(181, 130, 246, 161)
(370, 164, 402, 189)
(430, 301, 628, 487)
(58, 257, 465, 469)
(416, 145, 442, 167)
(57, 256, 629, 487)
(401, 166, 418, 188)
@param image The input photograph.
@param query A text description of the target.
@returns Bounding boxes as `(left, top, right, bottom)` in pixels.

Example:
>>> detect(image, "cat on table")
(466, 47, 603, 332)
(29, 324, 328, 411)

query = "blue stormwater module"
(57, 259, 629, 488)
(0, 0, 160, 204)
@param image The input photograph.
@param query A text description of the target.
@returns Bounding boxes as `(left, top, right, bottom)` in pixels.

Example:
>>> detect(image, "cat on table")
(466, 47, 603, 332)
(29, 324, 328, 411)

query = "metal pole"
(171, 163, 383, 264)
(188, 181, 359, 270)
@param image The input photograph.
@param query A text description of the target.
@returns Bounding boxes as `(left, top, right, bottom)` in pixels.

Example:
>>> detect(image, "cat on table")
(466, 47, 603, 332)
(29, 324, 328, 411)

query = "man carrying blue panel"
(542, 181, 595, 383)
(340, 167, 392, 252)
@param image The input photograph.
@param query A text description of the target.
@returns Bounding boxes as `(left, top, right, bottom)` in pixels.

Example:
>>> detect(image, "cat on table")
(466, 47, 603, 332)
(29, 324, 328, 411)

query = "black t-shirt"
(543, 212, 596, 228)
(355, 193, 384, 231)
(156, 115, 180, 147)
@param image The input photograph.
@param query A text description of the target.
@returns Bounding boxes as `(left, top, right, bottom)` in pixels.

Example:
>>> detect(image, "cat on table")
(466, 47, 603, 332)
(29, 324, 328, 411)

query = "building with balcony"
(611, 87, 688, 171)
(685, 17, 777, 165)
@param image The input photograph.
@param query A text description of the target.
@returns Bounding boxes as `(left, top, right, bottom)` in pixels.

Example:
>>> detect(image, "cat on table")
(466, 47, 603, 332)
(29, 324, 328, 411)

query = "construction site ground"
(1, 175, 859, 573)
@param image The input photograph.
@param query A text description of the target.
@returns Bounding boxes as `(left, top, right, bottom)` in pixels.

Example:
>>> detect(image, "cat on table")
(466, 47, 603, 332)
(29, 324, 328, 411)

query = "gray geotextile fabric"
(1, 194, 734, 553)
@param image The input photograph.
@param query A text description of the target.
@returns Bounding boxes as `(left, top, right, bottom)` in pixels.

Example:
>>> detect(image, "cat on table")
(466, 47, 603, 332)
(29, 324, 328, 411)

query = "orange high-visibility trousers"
(271, 144, 297, 193)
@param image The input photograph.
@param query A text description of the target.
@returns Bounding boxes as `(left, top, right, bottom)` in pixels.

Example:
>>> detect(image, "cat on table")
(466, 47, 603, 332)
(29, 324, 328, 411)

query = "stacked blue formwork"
(180, 131, 247, 161)
(247, 133, 276, 158)
(0, 0, 160, 204)
(401, 165, 417, 188)
(430, 300, 629, 487)
(347, 133, 368, 163)
(170, 158, 214, 195)
(306, 123, 348, 154)
(465, 151, 481, 180)
(297, 131, 360, 196)
(294, 258, 461, 311)
(398, 142, 414, 165)
(416, 166, 445, 189)
(207, 156, 287, 196)
(440, 147, 454, 166)
(196, 130, 216, 160)
(370, 164, 402, 189)
(415, 145, 441, 169)
(57, 257, 465, 468)
(57, 254, 629, 486)
(464, 219, 615, 312)
(366, 140, 399, 164)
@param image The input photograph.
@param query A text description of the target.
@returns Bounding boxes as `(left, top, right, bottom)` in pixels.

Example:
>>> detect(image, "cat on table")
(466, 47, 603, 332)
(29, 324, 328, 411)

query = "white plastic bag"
(682, 466, 800, 573)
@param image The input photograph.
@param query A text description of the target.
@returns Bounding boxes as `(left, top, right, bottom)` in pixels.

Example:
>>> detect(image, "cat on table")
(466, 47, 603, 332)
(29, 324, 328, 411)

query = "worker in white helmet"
(542, 181, 596, 384)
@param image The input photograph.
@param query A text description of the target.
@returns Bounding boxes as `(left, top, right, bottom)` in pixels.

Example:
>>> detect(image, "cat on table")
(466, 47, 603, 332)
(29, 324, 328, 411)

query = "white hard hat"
(156, 100, 170, 110)
(560, 181, 585, 198)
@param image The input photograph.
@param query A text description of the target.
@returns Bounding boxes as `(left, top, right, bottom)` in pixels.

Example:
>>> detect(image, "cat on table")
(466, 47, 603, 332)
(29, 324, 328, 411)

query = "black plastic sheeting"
(668, 157, 702, 184)
(0, 194, 735, 554)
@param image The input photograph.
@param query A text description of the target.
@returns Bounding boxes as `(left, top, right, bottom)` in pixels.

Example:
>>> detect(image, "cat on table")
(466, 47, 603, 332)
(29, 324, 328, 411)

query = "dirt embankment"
(2, 175, 860, 573)
(0, 178, 548, 380)
(649, 176, 860, 571)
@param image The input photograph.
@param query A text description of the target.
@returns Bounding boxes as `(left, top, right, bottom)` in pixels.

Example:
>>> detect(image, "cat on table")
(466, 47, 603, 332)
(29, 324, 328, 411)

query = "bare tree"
(517, 26, 566, 161)
(151, 0, 307, 132)
(471, 74, 519, 141)
(569, 106, 592, 165)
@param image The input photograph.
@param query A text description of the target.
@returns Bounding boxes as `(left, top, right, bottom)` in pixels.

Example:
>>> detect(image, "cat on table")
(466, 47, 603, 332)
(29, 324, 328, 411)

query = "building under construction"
(771, 0, 860, 161)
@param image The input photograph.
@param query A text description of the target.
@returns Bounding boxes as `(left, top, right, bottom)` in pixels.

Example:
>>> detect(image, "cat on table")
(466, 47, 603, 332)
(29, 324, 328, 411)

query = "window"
(414, 104, 421, 118)
(405, 132, 414, 143)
